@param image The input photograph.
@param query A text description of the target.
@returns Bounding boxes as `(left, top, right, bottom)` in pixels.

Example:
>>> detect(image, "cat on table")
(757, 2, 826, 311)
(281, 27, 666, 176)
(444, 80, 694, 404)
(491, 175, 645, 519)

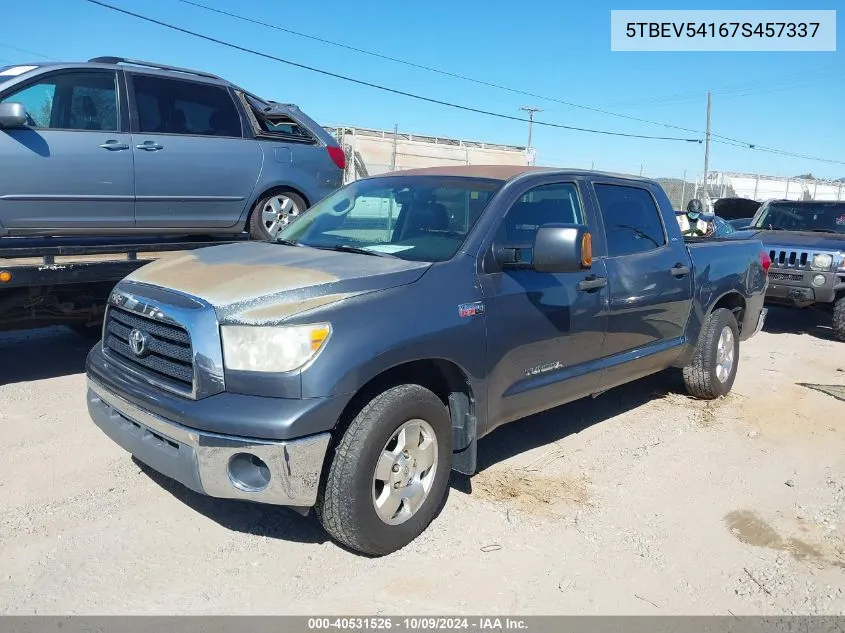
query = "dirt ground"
(1, 306, 844, 615)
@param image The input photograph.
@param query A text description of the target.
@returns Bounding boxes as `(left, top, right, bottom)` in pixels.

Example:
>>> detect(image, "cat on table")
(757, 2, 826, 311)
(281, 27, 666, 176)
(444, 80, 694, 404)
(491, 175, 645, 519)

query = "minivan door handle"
(670, 263, 691, 277)
(136, 141, 164, 151)
(99, 140, 130, 150)
(577, 275, 608, 292)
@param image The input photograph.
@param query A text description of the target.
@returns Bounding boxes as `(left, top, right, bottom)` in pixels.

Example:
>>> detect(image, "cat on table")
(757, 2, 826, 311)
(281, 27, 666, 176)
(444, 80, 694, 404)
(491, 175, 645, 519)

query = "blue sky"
(2, 0, 842, 179)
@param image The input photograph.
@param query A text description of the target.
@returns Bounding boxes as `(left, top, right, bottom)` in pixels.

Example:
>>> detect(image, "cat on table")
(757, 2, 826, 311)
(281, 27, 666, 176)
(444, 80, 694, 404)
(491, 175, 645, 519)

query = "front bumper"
(87, 378, 331, 508)
(765, 268, 844, 306)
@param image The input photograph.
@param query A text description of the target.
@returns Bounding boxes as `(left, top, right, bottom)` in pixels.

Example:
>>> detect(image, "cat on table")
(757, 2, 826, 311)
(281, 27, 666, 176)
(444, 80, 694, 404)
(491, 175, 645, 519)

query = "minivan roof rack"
(87, 56, 222, 80)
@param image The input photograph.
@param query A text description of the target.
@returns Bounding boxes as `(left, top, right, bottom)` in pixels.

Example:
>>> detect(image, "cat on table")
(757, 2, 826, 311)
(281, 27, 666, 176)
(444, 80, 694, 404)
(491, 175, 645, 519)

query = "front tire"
(832, 296, 845, 342)
(316, 384, 453, 556)
(682, 307, 740, 399)
(248, 191, 306, 241)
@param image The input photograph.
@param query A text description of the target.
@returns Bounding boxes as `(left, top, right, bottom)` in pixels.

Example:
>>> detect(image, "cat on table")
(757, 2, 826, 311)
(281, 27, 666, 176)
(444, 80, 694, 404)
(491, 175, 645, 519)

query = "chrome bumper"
(86, 378, 331, 507)
(752, 307, 768, 337)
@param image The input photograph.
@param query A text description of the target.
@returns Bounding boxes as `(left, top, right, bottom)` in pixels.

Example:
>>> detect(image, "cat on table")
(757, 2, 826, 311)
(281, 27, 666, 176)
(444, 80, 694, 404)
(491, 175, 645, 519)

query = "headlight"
(220, 323, 331, 373)
(811, 254, 833, 270)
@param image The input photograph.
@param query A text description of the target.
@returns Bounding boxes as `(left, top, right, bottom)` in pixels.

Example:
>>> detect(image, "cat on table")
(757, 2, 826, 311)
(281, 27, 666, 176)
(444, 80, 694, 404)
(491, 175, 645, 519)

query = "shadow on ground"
(762, 305, 836, 341)
(0, 326, 96, 386)
(134, 457, 330, 546)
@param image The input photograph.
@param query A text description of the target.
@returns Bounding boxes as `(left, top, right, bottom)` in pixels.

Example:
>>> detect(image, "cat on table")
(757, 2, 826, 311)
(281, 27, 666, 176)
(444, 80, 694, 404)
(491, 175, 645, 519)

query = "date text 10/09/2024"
(625, 22, 820, 39)
(307, 618, 528, 631)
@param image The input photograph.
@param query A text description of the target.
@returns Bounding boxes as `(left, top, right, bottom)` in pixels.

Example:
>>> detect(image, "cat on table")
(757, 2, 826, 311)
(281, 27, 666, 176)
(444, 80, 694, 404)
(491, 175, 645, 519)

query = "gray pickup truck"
(733, 199, 845, 340)
(85, 166, 769, 556)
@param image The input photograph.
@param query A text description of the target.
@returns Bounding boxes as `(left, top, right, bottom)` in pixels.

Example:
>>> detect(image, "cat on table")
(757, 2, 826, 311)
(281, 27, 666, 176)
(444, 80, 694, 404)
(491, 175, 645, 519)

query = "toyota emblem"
(128, 328, 149, 357)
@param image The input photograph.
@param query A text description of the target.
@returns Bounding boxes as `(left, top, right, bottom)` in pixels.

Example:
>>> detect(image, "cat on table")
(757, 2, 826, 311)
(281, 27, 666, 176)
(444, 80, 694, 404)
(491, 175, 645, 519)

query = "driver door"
(479, 179, 609, 434)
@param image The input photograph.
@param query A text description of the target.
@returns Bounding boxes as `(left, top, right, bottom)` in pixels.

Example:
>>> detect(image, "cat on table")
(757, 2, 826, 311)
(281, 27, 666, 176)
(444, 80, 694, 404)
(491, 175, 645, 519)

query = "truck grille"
(769, 272, 804, 282)
(103, 306, 194, 393)
(769, 249, 810, 269)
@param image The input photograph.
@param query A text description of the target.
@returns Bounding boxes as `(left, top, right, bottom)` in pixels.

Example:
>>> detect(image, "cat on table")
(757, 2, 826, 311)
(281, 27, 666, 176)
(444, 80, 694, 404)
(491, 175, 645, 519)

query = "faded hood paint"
(124, 241, 431, 323)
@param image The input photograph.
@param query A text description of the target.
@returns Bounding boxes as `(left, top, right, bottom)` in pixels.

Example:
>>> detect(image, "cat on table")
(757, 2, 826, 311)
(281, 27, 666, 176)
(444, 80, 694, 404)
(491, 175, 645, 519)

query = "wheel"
(248, 191, 307, 241)
(316, 384, 452, 556)
(682, 307, 740, 399)
(832, 296, 845, 342)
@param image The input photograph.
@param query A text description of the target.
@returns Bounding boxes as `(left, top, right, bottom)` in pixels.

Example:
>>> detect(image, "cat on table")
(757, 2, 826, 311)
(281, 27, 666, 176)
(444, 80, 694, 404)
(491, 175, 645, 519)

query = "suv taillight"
(759, 251, 771, 274)
(327, 146, 346, 170)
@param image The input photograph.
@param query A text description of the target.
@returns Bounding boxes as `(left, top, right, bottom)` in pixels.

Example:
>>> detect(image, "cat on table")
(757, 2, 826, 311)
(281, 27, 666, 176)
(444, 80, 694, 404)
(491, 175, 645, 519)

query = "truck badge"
(128, 328, 149, 357)
(458, 302, 484, 318)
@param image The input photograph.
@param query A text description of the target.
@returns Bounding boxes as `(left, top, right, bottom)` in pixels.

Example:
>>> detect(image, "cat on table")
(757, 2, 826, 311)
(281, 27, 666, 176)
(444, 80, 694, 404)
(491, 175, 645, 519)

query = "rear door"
(127, 73, 263, 230)
(591, 180, 693, 391)
(0, 68, 134, 232)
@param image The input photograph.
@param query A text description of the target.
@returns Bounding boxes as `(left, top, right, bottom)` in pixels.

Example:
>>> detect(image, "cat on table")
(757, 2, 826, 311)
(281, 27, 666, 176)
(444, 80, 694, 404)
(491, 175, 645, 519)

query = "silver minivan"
(0, 56, 345, 240)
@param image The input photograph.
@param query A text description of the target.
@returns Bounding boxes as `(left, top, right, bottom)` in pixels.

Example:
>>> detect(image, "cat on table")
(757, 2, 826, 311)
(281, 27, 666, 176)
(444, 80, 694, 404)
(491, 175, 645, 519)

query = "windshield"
(278, 175, 503, 262)
(752, 201, 845, 233)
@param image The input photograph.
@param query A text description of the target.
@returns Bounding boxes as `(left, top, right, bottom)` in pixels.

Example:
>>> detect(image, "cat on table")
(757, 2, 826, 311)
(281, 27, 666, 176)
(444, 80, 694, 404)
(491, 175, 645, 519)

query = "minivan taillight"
(759, 251, 771, 274)
(327, 146, 346, 170)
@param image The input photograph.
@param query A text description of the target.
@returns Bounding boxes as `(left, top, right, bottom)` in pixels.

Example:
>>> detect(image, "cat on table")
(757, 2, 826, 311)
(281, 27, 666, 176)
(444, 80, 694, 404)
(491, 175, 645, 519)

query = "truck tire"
(682, 307, 740, 400)
(316, 384, 453, 556)
(248, 191, 306, 241)
(832, 296, 845, 342)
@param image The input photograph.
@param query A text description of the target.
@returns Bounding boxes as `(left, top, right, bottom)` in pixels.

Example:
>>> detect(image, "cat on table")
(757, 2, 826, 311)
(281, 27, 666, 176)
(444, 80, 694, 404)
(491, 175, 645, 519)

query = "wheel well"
(711, 292, 746, 331)
(245, 185, 310, 228)
(335, 359, 473, 429)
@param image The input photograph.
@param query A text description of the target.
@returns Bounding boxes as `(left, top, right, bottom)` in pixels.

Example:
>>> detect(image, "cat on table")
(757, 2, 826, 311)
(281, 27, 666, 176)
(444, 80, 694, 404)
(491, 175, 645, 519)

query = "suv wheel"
(682, 307, 740, 399)
(249, 191, 306, 241)
(316, 384, 452, 556)
(832, 296, 845, 342)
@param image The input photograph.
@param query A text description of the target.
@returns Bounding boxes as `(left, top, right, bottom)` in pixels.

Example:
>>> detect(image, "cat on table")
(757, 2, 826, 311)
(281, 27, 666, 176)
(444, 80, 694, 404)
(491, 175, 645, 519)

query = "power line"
(169, 0, 844, 167)
(81, 0, 700, 143)
(0, 43, 55, 60)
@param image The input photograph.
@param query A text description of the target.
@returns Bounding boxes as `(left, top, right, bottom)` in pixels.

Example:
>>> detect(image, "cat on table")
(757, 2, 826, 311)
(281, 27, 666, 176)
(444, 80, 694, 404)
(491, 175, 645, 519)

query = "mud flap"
(449, 392, 477, 476)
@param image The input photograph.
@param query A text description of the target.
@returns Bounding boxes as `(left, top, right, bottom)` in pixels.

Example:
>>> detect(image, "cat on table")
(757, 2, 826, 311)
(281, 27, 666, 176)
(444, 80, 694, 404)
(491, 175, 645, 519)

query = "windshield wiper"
(275, 238, 301, 246)
(330, 244, 396, 258)
(808, 229, 839, 233)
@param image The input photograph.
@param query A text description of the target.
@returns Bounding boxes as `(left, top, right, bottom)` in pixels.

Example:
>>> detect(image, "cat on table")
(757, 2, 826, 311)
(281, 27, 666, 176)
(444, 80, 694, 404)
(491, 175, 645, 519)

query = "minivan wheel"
(682, 307, 740, 399)
(316, 384, 453, 556)
(248, 191, 306, 241)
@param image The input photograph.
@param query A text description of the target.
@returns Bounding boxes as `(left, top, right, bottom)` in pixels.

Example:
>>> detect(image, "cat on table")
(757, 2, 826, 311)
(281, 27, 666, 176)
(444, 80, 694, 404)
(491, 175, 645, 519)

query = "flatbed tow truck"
(0, 234, 248, 334)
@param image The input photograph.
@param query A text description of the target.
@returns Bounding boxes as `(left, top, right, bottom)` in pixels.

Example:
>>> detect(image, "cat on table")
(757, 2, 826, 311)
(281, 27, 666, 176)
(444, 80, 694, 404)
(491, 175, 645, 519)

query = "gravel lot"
(1, 307, 844, 615)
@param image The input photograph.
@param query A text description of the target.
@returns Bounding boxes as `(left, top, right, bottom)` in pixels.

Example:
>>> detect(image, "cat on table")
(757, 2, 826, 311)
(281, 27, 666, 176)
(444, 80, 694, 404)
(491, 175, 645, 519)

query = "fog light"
(228, 452, 271, 492)
(813, 274, 826, 286)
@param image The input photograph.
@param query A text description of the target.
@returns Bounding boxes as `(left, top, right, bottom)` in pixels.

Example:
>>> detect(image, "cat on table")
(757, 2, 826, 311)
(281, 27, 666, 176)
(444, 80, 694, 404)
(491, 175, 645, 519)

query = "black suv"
(739, 199, 845, 339)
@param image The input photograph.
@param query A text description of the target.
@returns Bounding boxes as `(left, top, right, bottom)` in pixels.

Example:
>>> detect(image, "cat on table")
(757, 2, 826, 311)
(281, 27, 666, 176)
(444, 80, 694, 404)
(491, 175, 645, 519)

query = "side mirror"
(0, 102, 27, 129)
(495, 223, 592, 273)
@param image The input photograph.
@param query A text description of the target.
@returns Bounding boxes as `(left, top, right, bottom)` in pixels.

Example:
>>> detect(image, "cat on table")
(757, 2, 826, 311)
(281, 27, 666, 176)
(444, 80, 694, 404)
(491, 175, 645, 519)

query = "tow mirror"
(0, 102, 27, 129)
(495, 223, 592, 273)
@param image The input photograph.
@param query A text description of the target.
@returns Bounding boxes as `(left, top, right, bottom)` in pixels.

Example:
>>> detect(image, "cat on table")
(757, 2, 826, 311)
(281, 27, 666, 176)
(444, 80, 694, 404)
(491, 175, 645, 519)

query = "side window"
(496, 182, 583, 244)
(132, 74, 242, 137)
(594, 184, 666, 257)
(0, 71, 118, 131)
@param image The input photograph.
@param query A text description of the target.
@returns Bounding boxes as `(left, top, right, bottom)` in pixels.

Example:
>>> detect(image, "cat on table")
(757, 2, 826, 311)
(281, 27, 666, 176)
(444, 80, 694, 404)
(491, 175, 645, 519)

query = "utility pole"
(389, 123, 398, 171)
(702, 91, 711, 205)
(519, 106, 542, 165)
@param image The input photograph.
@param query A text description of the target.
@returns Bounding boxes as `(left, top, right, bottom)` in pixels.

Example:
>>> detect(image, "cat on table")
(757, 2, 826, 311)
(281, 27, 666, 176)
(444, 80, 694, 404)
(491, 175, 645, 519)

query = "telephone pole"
(702, 91, 711, 204)
(519, 106, 542, 164)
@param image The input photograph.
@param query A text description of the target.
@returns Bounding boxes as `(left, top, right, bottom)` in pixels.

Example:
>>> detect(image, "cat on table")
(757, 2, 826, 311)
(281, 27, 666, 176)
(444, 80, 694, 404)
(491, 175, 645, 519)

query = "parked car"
(734, 199, 845, 339)
(84, 166, 769, 555)
(0, 57, 344, 241)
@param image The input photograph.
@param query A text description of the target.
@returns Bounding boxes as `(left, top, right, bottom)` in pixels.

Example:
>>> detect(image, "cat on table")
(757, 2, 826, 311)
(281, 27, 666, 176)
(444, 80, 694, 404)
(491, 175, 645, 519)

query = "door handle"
(99, 140, 130, 150)
(577, 276, 608, 292)
(136, 142, 164, 151)
(670, 263, 691, 277)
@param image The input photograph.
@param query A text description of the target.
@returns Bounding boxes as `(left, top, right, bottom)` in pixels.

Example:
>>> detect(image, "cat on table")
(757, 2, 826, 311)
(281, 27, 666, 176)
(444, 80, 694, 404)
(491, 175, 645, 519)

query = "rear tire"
(682, 307, 739, 399)
(248, 191, 307, 241)
(315, 384, 452, 556)
(832, 296, 845, 342)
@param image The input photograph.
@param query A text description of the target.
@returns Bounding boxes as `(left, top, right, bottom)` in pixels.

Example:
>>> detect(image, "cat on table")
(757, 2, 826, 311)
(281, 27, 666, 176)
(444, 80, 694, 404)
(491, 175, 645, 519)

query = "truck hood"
(734, 229, 845, 252)
(123, 241, 431, 323)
